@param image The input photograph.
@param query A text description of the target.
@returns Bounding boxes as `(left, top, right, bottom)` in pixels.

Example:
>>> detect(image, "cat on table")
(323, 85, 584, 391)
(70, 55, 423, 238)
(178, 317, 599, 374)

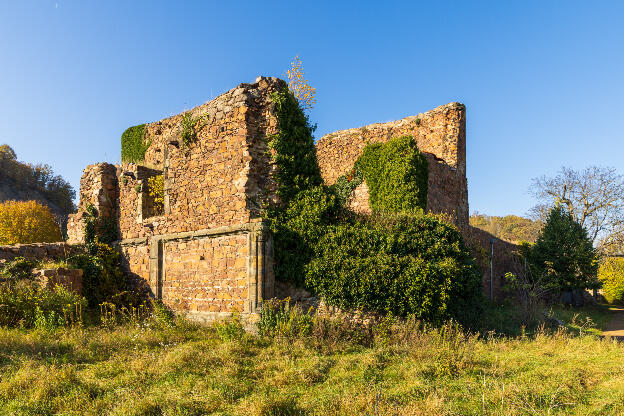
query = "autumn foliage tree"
(287, 56, 316, 111)
(0, 200, 62, 245)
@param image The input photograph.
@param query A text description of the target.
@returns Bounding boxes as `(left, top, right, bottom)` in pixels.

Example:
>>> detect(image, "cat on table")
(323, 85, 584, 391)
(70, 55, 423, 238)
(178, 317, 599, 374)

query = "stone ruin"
(57, 76, 519, 324)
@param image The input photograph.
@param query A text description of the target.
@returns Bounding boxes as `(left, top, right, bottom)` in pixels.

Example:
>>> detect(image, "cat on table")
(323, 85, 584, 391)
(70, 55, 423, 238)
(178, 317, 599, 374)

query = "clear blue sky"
(1, 1, 622, 217)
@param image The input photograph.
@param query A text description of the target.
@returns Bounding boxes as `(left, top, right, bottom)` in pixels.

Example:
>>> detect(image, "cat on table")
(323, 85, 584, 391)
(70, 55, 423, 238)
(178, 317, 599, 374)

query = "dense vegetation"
(0, 144, 75, 220)
(0, 201, 62, 245)
(599, 257, 624, 304)
(268, 88, 482, 324)
(470, 212, 542, 243)
(355, 135, 428, 213)
(120, 124, 149, 163)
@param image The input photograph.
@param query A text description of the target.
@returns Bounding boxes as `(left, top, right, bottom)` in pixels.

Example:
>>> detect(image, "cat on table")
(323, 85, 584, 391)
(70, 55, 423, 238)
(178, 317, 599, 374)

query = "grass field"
(0, 305, 623, 416)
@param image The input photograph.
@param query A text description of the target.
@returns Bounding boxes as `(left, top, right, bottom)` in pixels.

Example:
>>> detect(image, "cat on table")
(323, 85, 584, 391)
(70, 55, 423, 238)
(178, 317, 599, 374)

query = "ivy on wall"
(267, 88, 323, 206)
(121, 124, 149, 163)
(355, 135, 428, 214)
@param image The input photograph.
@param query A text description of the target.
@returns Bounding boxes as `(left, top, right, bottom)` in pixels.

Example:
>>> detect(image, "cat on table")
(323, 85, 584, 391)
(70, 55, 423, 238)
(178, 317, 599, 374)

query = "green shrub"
(121, 124, 149, 163)
(264, 86, 480, 325)
(0, 257, 36, 280)
(68, 243, 128, 308)
(355, 135, 428, 214)
(305, 213, 482, 323)
(180, 113, 197, 147)
(0, 281, 86, 328)
(258, 298, 313, 338)
(270, 185, 342, 287)
(599, 257, 624, 303)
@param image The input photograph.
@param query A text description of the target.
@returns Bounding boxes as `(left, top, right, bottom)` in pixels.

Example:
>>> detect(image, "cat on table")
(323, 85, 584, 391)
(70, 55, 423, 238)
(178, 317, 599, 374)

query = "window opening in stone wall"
(146, 174, 164, 217)
(135, 165, 165, 221)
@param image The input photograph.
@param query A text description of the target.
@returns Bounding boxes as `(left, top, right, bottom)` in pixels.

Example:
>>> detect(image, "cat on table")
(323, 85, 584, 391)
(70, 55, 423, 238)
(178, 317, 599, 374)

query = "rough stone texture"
(67, 163, 119, 244)
(0, 242, 79, 261)
(163, 233, 248, 314)
(316, 102, 468, 225)
(37, 268, 83, 295)
(67, 77, 283, 321)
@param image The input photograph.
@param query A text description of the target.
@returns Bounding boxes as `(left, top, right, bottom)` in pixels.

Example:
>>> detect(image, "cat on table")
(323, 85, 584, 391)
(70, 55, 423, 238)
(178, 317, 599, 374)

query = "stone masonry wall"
(316, 102, 468, 225)
(67, 163, 119, 244)
(67, 77, 282, 323)
(0, 242, 80, 262)
(163, 233, 248, 314)
(115, 77, 283, 241)
(465, 226, 522, 299)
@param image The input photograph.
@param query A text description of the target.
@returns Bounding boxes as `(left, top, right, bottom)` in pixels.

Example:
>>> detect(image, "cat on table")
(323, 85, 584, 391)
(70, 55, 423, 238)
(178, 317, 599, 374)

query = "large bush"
(271, 185, 482, 323)
(0, 200, 62, 245)
(306, 212, 482, 322)
(598, 257, 624, 303)
(68, 242, 129, 308)
(267, 89, 481, 324)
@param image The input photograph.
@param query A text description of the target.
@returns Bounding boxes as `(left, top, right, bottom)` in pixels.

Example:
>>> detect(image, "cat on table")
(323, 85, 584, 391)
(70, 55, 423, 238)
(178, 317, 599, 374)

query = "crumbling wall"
(316, 102, 468, 225)
(67, 163, 119, 244)
(115, 77, 283, 240)
(67, 77, 282, 323)
(0, 242, 79, 262)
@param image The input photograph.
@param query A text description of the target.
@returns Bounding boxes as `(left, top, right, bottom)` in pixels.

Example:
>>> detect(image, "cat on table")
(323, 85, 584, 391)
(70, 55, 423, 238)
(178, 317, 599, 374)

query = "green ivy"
(121, 124, 150, 163)
(267, 88, 322, 206)
(355, 135, 428, 214)
(330, 167, 363, 207)
(84, 204, 118, 252)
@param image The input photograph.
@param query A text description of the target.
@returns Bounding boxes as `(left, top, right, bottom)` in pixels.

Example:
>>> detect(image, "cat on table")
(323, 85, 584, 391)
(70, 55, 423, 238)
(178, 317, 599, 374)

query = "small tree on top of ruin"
(287, 56, 316, 111)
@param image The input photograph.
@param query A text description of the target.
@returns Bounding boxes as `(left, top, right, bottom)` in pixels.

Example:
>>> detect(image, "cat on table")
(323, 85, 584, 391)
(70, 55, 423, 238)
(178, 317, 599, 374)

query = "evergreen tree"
(529, 205, 598, 292)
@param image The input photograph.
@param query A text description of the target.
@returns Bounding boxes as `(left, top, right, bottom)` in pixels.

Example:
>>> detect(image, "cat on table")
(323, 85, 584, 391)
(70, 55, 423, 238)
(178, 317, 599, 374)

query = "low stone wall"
(0, 242, 79, 262)
(464, 226, 522, 299)
(37, 268, 83, 295)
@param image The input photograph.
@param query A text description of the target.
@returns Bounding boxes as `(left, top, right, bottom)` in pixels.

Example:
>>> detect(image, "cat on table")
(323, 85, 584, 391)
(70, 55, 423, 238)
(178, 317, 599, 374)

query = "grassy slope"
(1, 318, 624, 416)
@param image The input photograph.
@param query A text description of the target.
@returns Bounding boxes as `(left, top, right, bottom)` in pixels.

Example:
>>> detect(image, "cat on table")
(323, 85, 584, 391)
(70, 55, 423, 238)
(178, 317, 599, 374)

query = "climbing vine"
(355, 135, 428, 214)
(83, 204, 118, 251)
(267, 88, 322, 206)
(121, 124, 150, 163)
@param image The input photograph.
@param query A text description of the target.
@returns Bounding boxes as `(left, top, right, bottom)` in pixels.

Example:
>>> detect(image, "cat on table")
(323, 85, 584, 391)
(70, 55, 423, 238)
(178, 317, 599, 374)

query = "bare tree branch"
(530, 166, 624, 255)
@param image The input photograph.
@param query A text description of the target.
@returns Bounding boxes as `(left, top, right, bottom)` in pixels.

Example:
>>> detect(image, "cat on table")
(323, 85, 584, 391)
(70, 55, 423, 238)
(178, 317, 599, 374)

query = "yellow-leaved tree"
(287, 56, 316, 111)
(0, 200, 62, 245)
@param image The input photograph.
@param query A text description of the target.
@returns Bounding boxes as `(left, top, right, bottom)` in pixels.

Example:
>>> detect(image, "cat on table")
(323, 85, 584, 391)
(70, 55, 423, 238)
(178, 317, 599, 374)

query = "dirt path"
(602, 307, 624, 339)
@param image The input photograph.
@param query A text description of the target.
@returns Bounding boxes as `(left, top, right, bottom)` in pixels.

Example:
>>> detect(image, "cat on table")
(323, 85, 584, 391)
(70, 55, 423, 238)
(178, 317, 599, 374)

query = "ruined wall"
(67, 77, 282, 323)
(67, 163, 119, 244)
(116, 77, 283, 241)
(316, 102, 468, 225)
(0, 242, 80, 262)
(465, 226, 522, 299)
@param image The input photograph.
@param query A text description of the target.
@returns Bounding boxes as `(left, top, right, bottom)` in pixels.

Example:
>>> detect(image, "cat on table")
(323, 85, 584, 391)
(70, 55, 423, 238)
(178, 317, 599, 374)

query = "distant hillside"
(470, 213, 542, 244)
(0, 145, 76, 232)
